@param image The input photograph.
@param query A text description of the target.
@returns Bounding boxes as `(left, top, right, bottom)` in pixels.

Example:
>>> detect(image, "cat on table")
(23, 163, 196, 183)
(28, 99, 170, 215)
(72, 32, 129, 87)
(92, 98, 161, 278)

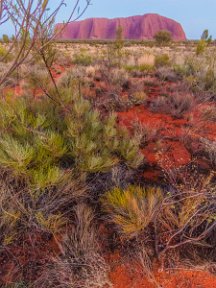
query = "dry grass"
(32, 204, 111, 288)
(150, 92, 196, 118)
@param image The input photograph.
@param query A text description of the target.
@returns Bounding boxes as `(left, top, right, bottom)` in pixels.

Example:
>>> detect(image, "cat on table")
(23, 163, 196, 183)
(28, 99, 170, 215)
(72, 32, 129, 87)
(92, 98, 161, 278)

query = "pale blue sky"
(1, 0, 216, 39)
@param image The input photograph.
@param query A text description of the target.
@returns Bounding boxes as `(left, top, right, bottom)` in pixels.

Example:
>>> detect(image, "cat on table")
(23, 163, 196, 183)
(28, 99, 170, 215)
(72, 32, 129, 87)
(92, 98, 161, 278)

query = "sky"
(1, 0, 216, 39)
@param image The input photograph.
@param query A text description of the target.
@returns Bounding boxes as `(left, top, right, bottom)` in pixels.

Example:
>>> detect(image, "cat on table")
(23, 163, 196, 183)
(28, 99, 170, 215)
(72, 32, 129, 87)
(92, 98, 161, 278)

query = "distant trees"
(196, 29, 212, 56)
(201, 29, 212, 43)
(154, 30, 172, 45)
(0, 0, 91, 87)
(2, 34, 9, 43)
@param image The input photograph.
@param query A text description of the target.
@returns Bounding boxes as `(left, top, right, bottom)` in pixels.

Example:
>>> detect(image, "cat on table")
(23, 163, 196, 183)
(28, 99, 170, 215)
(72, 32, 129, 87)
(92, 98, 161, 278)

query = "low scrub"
(150, 92, 196, 118)
(32, 204, 111, 288)
(125, 64, 155, 74)
(0, 44, 13, 63)
(201, 106, 216, 122)
(73, 50, 93, 66)
(101, 185, 162, 239)
(154, 30, 172, 45)
(155, 54, 170, 67)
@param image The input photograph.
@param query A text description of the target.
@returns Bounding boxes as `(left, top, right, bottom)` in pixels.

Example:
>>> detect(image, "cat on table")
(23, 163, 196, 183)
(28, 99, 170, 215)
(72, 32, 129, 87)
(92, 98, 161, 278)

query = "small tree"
(114, 25, 124, 67)
(2, 34, 9, 43)
(201, 29, 212, 43)
(196, 39, 207, 56)
(201, 29, 209, 40)
(154, 30, 172, 45)
(107, 25, 124, 68)
(196, 29, 212, 56)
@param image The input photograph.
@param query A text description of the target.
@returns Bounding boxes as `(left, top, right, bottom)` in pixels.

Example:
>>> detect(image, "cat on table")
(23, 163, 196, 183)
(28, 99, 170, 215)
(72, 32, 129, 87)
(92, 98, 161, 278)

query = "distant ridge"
(55, 13, 186, 41)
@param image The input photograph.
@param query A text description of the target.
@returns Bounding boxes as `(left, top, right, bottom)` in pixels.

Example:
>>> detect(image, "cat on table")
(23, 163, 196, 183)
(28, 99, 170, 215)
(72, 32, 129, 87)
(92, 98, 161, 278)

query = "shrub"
(65, 96, 143, 171)
(54, 51, 72, 66)
(0, 78, 143, 191)
(196, 39, 207, 55)
(130, 91, 147, 104)
(201, 29, 210, 41)
(32, 204, 111, 288)
(125, 64, 154, 74)
(114, 25, 124, 67)
(156, 67, 179, 82)
(154, 30, 172, 45)
(73, 50, 93, 66)
(175, 54, 216, 94)
(109, 68, 129, 86)
(101, 185, 162, 239)
(0, 182, 21, 245)
(105, 26, 125, 68)
(201, 106, 216, 122)
(204, 68, 216, 90)
(0, 44, 12, 62)
(173, 64, 195, 80)
(157, 179, 216, 264)
(150, 93, 195, 118)
(200, 138, 216, 167)
(155, 54, 170, 67)
(2, 34, 10, 43)
(200, 29, 212, 44)
(133, 122, 161, 148)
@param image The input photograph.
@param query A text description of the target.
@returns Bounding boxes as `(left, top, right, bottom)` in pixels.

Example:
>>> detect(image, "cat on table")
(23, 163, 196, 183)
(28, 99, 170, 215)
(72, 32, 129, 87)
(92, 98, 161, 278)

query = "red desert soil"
(109, 263, 216, 288)
(0, 231, 61, 284)
(118, 106, 191, 170)
(1, 234, 216, 288)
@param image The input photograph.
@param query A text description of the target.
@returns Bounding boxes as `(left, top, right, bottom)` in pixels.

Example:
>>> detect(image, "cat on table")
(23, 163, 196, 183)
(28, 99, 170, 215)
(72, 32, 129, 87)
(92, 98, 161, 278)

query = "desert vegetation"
(0, 2, 216, 288)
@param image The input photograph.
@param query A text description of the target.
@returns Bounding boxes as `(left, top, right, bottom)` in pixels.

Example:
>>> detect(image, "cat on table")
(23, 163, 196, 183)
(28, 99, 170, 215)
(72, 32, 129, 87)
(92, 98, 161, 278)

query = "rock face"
(55, 13, 186, 41)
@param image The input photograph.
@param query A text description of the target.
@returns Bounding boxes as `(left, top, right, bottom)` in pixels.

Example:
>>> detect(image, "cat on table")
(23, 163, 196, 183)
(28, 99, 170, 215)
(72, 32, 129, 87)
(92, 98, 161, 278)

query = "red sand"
(110, 263, 216, 288)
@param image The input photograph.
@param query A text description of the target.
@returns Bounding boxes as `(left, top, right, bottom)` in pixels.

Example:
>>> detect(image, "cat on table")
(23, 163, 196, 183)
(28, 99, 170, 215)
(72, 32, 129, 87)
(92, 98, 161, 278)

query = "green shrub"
(204, 68, 216, 90)
(125, 64, 154, 73)
(155, 54, 170, 67)
(73, 50, 92, 66)
(154, 30, 172, 45)
(0, 81, 143, 190)
(114, 25, 124, 67)
(66, 98, 143, 171)
(101, 185, 162, 238)
(2, 34, 10, 43)
(0, 44, 12, 62)
(173, 64, 190, 77)
(201, 29, 212, 43)
(196, 39, 207, 55)
(0, 78, 144, 250)
(131, 91, 147, 104)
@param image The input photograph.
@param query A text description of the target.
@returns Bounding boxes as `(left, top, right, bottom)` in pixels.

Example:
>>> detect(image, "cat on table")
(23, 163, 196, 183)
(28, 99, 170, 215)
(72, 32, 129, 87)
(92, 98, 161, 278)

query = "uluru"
(55, 13, 186, 41)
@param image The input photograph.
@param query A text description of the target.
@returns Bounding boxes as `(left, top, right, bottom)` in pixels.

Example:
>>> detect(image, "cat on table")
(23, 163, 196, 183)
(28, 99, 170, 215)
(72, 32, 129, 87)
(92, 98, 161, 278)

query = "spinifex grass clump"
(0, 84, 143, 183)
(101, 185, 162, 239)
